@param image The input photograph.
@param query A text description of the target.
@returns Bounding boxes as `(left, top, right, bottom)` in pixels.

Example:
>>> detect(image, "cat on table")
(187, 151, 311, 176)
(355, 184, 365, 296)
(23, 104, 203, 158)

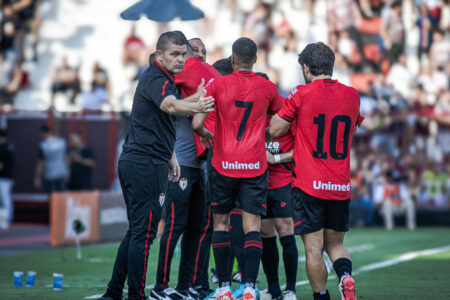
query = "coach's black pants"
(107, 160, 168, 300)
(155, 165, 206, 291)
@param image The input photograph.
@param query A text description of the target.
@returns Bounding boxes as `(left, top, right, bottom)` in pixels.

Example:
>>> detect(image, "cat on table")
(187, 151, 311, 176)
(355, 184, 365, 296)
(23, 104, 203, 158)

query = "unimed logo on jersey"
(313, 181, 351, 192)
(222, 161, 260, 170)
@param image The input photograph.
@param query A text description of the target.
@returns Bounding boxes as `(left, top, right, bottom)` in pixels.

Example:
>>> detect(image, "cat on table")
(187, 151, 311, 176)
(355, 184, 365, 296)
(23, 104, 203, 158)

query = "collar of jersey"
(234, 70, 254, 76)
(154, 61, 175, 82)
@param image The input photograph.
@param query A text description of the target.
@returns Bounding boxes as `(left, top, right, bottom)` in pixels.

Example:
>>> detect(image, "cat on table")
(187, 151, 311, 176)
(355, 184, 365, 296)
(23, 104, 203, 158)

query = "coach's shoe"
(339, 275, 356, 300)
(216, 286, 233, 300)
(243, 287, 257, 300)
(282, 290, 297, 300)
(98, 294, 122, 300)
(149, 288, 172, 300)
(165, 287, 197, 300)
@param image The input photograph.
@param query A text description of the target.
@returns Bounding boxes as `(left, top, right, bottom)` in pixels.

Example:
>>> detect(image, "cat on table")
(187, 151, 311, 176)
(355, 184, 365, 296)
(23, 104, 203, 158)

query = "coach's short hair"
(232, 37, 257, 64)
(298, 42, 335, 76)
(213, 57, 233, 75)
(156, 31, 187, 52)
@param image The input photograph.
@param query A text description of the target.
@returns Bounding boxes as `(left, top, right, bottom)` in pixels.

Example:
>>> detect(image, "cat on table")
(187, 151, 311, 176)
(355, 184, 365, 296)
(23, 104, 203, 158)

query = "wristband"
(274, 154, 281, 163)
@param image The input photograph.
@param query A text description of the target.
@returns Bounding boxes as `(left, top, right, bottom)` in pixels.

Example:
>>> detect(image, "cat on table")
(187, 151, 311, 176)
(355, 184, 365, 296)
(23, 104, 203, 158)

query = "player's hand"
(197, 90, 215, 113)
(266, 151, 276, 164)
(168, 155, 180, 182)
(200, 129, 214, 149)
(193, 78, 206, 100)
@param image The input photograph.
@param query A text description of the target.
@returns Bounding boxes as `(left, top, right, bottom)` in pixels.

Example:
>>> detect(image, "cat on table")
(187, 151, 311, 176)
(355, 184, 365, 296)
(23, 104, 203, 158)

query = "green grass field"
(1, 228, 450, 300)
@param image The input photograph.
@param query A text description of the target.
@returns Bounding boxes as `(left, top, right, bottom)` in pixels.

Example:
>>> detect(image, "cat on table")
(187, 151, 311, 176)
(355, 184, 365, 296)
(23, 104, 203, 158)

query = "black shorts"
(262, 183, 293, 219)
(209, 166, 268, 216)
(292, 188, 349, 235)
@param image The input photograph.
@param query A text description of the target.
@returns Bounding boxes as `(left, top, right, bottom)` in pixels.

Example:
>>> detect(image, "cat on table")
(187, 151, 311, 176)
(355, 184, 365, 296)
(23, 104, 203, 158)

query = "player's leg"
(210, 166, 237, 299)
(177, 168, 206, 297)
(292, 188, 329, 300)
(240, 170, 269, 300)
(261, 219, 282, 299)
(125, 161, 166, 300)
(270, 184, 298, 298)
(323, 199, 356, 300)
(152, 166, 193, 298)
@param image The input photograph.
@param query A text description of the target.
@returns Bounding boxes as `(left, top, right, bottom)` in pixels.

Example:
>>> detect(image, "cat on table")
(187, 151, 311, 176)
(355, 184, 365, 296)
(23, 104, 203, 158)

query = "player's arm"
(270, 114, 291, 138)
(266, 149, 293, 165)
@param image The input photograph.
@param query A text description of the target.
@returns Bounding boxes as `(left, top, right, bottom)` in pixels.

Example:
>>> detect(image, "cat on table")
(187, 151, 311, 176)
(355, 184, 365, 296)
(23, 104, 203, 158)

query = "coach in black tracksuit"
(99, 31, 214, 300)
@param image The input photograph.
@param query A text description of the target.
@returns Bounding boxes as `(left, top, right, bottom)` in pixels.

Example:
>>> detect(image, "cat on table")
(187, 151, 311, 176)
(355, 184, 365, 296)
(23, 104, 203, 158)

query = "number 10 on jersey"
(313, 114, 351, 160)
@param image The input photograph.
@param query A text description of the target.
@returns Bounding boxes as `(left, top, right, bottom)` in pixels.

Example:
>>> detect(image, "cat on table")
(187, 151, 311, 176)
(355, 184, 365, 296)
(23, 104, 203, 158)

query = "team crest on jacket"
(159, 193, 166, 207)
(179, 178, 188, 191)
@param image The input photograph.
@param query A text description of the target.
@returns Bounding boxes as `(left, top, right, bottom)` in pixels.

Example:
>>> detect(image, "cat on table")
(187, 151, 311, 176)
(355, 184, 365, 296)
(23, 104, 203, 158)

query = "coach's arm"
(269, 114, 291, 138)
(160, 79, 214, 115)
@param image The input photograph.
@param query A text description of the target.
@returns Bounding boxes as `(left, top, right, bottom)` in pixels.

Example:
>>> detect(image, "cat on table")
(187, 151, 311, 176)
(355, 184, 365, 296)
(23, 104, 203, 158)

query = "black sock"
(261, 236, 281, 296)
(229, 211, 246, 284)
(313, 290, 330, 300)
(212, 231, 231, 287)
(244, 231, 262, 288)
(333, 257, 352, 281)
(280, 235, 298, 292)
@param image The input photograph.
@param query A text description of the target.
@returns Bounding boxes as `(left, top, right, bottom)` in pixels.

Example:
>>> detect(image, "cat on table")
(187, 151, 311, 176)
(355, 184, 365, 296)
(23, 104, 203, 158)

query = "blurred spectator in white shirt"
(386, 53, 413, 99)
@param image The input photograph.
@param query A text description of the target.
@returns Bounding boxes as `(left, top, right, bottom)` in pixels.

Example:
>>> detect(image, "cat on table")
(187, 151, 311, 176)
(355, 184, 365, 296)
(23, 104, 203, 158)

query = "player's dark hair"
(255, 72, 269, 80)
(213, 57, 233, 75)
(298, 42, 335, 76)
(188, 38, 203, 43)
(232, 37, 257, 65)
(156, 31, 187, 52)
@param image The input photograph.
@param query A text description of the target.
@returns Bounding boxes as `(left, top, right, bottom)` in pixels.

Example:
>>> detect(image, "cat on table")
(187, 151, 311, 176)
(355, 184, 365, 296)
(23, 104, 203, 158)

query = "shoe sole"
(340, 277, 356, 300)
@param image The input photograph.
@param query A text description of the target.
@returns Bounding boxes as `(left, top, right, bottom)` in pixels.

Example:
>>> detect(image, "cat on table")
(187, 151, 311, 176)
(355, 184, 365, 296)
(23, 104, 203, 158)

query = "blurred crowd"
(0, 0, 449, 228)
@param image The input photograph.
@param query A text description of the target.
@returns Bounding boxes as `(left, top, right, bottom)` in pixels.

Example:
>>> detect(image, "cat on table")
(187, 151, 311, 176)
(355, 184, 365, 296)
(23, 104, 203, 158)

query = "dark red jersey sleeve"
(277, 86, 301, 123)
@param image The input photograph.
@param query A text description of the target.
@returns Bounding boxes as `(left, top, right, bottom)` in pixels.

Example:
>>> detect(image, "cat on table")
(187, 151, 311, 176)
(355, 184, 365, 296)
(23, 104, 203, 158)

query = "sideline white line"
(276, 244, 450, 291)
(85, 244, 450, 298)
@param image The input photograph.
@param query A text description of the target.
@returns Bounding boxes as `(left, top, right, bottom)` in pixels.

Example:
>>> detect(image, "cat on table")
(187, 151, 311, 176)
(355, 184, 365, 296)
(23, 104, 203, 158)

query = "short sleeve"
(277, 87, 301, 123)
(268, 83, 282, 114)
(143, 76, 177, 107)
(356, 114, 365, 127)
